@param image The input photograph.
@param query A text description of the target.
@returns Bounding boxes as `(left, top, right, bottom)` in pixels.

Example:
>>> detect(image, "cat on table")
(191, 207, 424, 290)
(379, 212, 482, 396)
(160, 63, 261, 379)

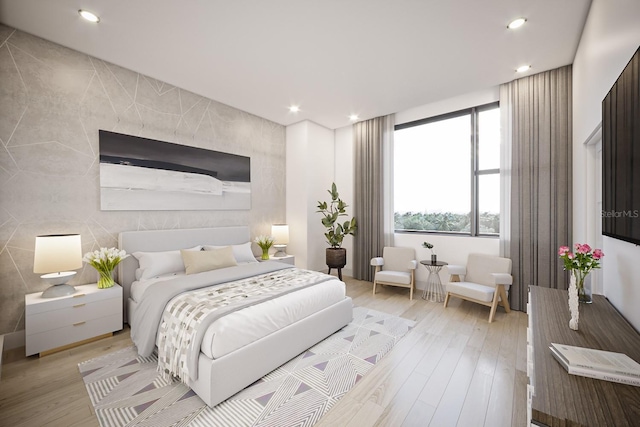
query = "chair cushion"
(376, 270, 411, 285)
(446, 281, 494, 302)
(382, 247, 416, 272)
(465, 254, 512, 287)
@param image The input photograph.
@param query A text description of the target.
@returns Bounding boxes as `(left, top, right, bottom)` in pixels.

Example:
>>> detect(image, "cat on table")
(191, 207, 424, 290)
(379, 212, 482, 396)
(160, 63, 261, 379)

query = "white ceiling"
(0, 0, 591, 129)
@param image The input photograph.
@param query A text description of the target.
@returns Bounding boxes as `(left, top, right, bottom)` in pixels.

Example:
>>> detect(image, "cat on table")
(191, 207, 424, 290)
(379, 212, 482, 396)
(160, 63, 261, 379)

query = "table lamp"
(271, 224, 289, 257)
(33, 234, 83, 298)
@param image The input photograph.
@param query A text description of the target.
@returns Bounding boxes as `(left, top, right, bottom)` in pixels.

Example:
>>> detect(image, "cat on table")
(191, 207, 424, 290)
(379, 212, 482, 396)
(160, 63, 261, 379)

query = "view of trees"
(394, 211, 499, 234)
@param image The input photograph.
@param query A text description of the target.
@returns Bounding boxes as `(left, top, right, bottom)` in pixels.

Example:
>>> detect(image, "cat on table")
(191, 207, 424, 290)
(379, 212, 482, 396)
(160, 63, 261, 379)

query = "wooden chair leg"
(497, 285, 511, 313)
(409, 270, 414, 300)
(443, 292, 451, 307)
(489, 291, 500, 323)
(372, 266, 380, 296)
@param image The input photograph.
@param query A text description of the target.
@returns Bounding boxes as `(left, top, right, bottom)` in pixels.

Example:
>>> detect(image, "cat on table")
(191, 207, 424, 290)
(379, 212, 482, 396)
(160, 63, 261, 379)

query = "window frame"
(393, 101, 500, 237)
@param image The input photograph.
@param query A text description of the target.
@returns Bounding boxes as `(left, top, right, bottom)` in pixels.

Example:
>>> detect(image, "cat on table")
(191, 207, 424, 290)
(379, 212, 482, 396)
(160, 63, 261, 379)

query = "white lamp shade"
(271, 224, 289, 245)
(33, 234, 83, 274)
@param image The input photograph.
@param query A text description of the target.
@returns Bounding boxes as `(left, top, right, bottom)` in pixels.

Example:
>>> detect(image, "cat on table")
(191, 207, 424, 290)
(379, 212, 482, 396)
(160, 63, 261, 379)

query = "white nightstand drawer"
(25, 284, 122, 316)
(26, 313, 122, 356)
(26, 297, 121, 335)
(25, 283, 123, 357)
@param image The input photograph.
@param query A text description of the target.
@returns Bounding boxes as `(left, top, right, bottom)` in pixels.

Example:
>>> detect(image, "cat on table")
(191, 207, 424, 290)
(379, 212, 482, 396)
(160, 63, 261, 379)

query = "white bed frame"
(118, 226, 353, 407)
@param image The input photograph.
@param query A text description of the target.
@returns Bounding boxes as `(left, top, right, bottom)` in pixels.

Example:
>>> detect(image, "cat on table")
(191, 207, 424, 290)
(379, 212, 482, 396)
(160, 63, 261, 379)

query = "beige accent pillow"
(181, 246, 237, 275)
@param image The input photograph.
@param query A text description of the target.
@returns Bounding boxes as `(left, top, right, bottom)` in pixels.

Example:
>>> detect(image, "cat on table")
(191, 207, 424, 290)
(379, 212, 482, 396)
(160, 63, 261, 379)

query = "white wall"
(286, 122, 309, 268)
(334, 126, 355, 277)
(285, 121, 335, 272)
(396, 87, 499, 125)
(572, 0, 640, 330)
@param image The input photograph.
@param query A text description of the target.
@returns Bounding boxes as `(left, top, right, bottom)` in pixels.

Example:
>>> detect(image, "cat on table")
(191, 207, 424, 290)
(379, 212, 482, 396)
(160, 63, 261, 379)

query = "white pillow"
(203, 242, 258, 264)
(181, 246, 237, 275)
(133, 245, 201, 280)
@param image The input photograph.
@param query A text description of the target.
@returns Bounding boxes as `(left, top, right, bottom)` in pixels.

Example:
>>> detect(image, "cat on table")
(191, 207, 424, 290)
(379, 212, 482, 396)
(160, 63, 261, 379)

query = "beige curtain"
(353, 115, 394, 281)
(501, 65, 573, 311)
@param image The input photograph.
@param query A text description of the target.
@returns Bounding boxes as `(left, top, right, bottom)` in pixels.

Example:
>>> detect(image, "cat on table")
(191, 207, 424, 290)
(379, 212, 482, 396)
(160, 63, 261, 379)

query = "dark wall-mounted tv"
(602, 45, 640, 246)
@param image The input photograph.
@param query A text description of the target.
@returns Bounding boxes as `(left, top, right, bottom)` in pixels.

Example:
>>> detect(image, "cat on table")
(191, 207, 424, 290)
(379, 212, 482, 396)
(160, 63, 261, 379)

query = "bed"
(117, 226, 353, 407)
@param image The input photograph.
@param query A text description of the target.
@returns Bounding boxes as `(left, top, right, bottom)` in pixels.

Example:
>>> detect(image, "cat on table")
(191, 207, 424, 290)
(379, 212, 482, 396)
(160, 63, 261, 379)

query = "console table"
(527, 286, 640, 426)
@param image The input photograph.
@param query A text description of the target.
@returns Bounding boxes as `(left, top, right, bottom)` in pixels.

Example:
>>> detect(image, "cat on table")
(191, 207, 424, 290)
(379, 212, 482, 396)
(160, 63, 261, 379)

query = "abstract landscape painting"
(99, 130, 250, 210)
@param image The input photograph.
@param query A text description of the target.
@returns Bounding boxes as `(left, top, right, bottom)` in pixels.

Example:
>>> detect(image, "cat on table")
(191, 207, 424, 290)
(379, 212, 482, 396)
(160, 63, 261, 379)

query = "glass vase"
(98, 269, 115, 289)
(261, 248, 270, 260)
(574, 271, 592, 304)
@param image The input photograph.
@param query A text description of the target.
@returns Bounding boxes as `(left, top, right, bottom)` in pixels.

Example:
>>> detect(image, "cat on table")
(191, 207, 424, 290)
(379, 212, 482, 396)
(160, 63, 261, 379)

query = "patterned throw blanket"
(156, 268, 333, 383)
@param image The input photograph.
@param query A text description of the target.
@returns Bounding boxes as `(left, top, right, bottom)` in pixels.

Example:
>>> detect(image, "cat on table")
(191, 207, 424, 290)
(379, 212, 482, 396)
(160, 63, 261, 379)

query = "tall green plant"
(317, 183, 357, 248)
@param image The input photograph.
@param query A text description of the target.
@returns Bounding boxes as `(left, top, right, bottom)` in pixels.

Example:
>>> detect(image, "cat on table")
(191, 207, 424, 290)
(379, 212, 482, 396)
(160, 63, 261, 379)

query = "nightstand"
(257, 254, 295, 265)
(25, 283, 123, 357)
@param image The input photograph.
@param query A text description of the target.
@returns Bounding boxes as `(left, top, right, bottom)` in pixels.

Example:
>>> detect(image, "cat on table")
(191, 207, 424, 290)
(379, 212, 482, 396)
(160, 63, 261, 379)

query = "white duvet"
(130, 270, 346, 359)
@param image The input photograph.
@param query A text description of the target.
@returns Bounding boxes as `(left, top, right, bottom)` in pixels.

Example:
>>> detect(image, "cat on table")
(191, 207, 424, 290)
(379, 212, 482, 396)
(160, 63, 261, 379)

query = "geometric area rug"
(78, 307, 415, 427)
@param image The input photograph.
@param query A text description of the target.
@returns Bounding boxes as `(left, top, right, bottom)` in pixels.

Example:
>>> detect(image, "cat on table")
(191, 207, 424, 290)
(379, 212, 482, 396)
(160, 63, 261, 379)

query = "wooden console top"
(529, 286, 640, 426)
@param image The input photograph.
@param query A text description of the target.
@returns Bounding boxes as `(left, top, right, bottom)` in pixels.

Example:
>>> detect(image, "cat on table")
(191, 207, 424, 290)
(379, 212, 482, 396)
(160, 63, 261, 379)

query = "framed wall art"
(99, 130, 251, 211)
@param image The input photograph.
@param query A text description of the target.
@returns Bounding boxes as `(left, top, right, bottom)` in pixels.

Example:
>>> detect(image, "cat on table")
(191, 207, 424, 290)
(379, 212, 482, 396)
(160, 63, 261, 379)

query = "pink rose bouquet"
(558, 243, 604, 303)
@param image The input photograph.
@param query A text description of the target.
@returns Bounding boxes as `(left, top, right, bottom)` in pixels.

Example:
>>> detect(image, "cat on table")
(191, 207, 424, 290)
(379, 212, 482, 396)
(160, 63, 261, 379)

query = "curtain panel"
(353, 115, 394, 281)
(501, 65, 573, 311)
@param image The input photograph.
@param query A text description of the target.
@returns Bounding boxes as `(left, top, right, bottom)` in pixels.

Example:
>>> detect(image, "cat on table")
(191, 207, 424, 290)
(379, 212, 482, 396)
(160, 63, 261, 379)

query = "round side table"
(420, 260, 448, 302)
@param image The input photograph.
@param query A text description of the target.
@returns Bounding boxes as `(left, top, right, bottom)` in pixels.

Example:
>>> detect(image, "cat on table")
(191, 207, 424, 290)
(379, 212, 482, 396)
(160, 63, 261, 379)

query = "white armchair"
(371, 247, 417, 300)
(444, 253, 512, 322)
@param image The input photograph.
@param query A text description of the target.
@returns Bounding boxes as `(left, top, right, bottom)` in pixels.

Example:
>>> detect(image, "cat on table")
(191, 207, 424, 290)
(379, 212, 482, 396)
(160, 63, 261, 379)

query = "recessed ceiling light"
(349, 114, 359, 121)
(516, 65, 531, 73)
(508, 18, 526, 29)
(78, 10, 100, 23)
(289, 105, 300, 113)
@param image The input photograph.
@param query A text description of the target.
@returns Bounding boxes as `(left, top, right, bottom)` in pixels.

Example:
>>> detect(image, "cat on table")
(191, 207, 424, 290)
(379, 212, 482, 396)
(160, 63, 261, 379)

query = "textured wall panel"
(0, 25, 286, 335)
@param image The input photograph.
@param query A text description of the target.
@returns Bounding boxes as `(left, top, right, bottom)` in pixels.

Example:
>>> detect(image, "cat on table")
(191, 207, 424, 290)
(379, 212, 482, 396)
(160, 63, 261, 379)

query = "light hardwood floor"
(0, 277, 527, 427)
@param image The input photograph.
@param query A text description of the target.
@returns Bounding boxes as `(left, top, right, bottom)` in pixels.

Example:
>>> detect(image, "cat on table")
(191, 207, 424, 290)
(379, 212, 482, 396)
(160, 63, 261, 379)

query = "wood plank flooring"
(0, 277, 527, 427)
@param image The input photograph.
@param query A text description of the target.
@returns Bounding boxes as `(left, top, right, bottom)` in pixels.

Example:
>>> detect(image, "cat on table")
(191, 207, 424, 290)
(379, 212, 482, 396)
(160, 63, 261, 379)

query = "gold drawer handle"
(73, 294, 86, 298)
(73, 321, 86, 327)
(73, 303, 86, 308)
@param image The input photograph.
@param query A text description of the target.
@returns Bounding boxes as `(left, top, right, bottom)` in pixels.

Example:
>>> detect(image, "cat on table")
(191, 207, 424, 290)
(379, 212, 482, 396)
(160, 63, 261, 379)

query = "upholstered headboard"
(117, 226, 251, 320)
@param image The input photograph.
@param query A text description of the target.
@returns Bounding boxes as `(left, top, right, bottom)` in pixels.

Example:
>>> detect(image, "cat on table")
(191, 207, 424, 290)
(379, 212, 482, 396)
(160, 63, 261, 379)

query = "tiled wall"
(0, 25, 286, 335)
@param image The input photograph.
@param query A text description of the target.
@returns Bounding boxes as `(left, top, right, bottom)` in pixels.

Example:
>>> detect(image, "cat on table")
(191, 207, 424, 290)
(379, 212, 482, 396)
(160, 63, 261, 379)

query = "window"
(394, 102, 500, 235)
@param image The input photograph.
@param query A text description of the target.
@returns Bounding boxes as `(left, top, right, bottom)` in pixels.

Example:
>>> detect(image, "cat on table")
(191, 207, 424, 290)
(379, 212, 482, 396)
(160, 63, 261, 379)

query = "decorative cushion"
(376, 270, 412, 285)
(464, 254, 511, 287)
(381, 247, 415, 272)
(181, 246, 237, 275)
(203, 242, 258, 264)
(446, 281, 494, 303)
(133, 246, 201, 280)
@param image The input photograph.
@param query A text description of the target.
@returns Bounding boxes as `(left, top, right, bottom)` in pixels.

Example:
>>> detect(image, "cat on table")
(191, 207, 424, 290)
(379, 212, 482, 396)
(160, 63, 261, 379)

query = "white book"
(550, 343, 640, 387)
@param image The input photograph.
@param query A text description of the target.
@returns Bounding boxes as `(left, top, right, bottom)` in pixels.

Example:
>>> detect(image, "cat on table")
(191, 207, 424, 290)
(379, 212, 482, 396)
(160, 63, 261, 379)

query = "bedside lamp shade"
(271, 224, 289, 257)
(34, 234, 82, 298)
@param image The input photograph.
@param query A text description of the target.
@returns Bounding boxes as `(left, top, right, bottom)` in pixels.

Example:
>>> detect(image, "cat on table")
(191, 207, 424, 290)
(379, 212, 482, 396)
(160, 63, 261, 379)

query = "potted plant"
(422, 242, 436, 263)
(255, 235, 275, 260)
(317, 183, 357, 271)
